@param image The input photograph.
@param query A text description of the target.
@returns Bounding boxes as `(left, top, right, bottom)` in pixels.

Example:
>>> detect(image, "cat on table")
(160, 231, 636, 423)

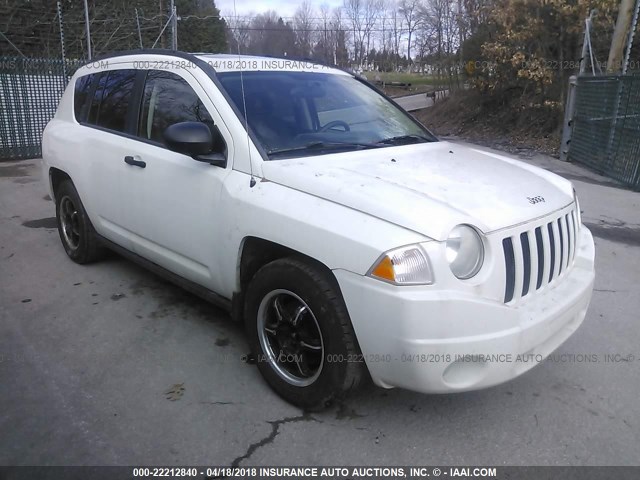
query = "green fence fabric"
(0, 57, 82, 161)
(568, 75, 640, 191)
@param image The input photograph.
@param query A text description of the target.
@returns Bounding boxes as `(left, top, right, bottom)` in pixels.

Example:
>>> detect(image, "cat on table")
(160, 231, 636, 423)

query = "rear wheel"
(245, 257, 365, 410)
(55, 180, 104, 264)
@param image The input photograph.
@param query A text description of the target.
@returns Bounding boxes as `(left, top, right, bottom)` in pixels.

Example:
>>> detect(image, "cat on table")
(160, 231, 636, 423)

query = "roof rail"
(83, 49, 359, 78)
(82, 49, 199, 67)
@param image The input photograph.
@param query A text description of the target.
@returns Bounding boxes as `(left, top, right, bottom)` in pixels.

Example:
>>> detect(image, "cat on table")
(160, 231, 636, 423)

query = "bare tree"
(363, 0, 384, 66)
(332, 7, 350, 65)
(318, 3, 331, 62)
(294, 1, 315, 57)
(390, 3, 404, 68)
(344, 0, 366, 64)
(418, 0, 460, 85)
(225, 11, 251, 53)
(414, 18, 437, 71)
(399, 0, 423, 66)
(246, 11, 296, 57)
(380, 0, 389, 53)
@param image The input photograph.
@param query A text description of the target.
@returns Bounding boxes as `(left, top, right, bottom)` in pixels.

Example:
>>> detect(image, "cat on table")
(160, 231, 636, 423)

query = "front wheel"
(245, 258, 365, 410)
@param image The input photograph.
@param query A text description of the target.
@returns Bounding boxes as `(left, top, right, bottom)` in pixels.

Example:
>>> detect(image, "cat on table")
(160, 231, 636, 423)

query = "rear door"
(76, 67, 140, 249)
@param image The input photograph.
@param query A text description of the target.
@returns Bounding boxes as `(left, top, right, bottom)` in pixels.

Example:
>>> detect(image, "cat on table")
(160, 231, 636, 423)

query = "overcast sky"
(216, 0, 343, 18)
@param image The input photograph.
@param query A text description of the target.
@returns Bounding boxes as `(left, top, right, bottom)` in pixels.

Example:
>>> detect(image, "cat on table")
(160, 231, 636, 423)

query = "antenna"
(233, 0, 256, 188)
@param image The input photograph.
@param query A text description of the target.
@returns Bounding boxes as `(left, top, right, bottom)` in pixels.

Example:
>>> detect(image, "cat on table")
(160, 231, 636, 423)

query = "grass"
(362, 71, 459, 87)
(383, 84, 435, 97)
(412, 89, 562, 156)
(365, 71, 461, 97)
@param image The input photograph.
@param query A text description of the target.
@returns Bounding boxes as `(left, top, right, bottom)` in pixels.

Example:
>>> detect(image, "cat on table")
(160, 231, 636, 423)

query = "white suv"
(42, 51, 595, 409)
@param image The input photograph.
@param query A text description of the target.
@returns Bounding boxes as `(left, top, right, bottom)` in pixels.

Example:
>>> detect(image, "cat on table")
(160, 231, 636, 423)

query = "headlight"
(446, 225, 484, 279)
(367, 244, 433, 285)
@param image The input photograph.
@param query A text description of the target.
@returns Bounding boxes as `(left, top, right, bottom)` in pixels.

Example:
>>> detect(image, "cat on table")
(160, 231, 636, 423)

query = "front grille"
(502, 208, 579, 303)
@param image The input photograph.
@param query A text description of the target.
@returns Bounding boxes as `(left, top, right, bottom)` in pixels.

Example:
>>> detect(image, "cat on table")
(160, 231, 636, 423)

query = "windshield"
(216, 71, 437, 159)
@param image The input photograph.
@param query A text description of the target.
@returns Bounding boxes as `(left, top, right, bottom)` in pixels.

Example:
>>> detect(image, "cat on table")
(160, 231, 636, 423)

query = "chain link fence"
(567, 74, 640, 190)
(0, 1, 220, 161)
(0, 57, 83, 160)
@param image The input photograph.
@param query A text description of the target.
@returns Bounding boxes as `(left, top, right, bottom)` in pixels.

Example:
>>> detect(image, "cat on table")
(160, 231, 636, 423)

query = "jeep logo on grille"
(527, 195, 545, 204)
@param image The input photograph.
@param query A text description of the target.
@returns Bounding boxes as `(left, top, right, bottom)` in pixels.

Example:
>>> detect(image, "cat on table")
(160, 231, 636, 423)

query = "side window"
(87, 72, 107, 125)
(138, 70, 224, 153)
(73, 73, 95, 123)
(87, 69, 137, 133)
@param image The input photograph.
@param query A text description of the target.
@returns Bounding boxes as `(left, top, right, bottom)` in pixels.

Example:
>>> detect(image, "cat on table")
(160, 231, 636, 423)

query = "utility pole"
(170, 0, 177, 50)
(83, 0, 92, 60)
(607, 0, 635, 72)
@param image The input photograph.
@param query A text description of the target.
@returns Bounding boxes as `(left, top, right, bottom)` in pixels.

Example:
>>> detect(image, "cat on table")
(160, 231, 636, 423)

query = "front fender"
(214, 170, 430, 299)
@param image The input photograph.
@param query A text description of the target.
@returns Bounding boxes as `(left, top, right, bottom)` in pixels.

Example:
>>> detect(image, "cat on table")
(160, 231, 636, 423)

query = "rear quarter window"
(73, 74, 95, 123)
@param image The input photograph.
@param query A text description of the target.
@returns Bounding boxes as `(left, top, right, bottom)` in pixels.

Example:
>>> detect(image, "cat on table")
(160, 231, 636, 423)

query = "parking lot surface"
(1, 148, 639, 466)
(393, 92, 435, 111)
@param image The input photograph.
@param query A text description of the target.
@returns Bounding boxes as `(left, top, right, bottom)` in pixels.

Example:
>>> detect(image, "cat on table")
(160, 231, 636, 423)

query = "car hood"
(261, 141, 574, 241)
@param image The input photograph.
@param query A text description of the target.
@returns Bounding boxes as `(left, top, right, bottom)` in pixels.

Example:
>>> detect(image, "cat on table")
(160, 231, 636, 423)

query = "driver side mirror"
(163, 121, 227, 168)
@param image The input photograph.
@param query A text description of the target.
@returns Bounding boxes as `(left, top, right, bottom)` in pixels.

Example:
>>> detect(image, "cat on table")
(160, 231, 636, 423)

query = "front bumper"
(334, 227, 595, 393)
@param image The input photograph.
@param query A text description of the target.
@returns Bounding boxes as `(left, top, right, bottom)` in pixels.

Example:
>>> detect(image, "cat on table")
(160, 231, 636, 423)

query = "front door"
(118, 69, 233, 290)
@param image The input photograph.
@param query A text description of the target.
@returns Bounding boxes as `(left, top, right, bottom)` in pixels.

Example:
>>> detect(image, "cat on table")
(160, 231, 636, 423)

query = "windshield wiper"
(268, 141, 380, 157)
(376, 134, 433, 145)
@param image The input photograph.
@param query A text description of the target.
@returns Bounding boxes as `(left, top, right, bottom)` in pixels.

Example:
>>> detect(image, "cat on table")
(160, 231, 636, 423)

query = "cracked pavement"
(1, 146, 639, 466)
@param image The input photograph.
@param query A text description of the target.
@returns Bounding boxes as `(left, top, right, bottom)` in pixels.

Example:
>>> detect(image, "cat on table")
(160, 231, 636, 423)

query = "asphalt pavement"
(394, 92, 436, 111)
(1, 147, 639, 466)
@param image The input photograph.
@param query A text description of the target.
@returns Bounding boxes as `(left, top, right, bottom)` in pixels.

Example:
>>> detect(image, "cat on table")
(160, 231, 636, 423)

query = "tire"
(55, 180, 104, 264)
(245, 257, 365, 410)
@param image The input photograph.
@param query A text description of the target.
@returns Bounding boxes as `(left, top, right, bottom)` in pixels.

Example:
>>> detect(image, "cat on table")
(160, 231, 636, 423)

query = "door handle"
(124, 156, 146, 168)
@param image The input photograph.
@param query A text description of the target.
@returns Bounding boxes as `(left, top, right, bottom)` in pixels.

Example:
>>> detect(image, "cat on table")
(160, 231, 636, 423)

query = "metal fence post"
(173, 4, 178, 50)
(560, 75, 578, 162)
(135, 8, 143, 49)
(606, 77, 624, 172)
(56, 1, 67, 79)
(579, 11, 596, 75)
(563, 10, 596, 162)
(623, 0, 640, 74)
(83, 0, 92, 60)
